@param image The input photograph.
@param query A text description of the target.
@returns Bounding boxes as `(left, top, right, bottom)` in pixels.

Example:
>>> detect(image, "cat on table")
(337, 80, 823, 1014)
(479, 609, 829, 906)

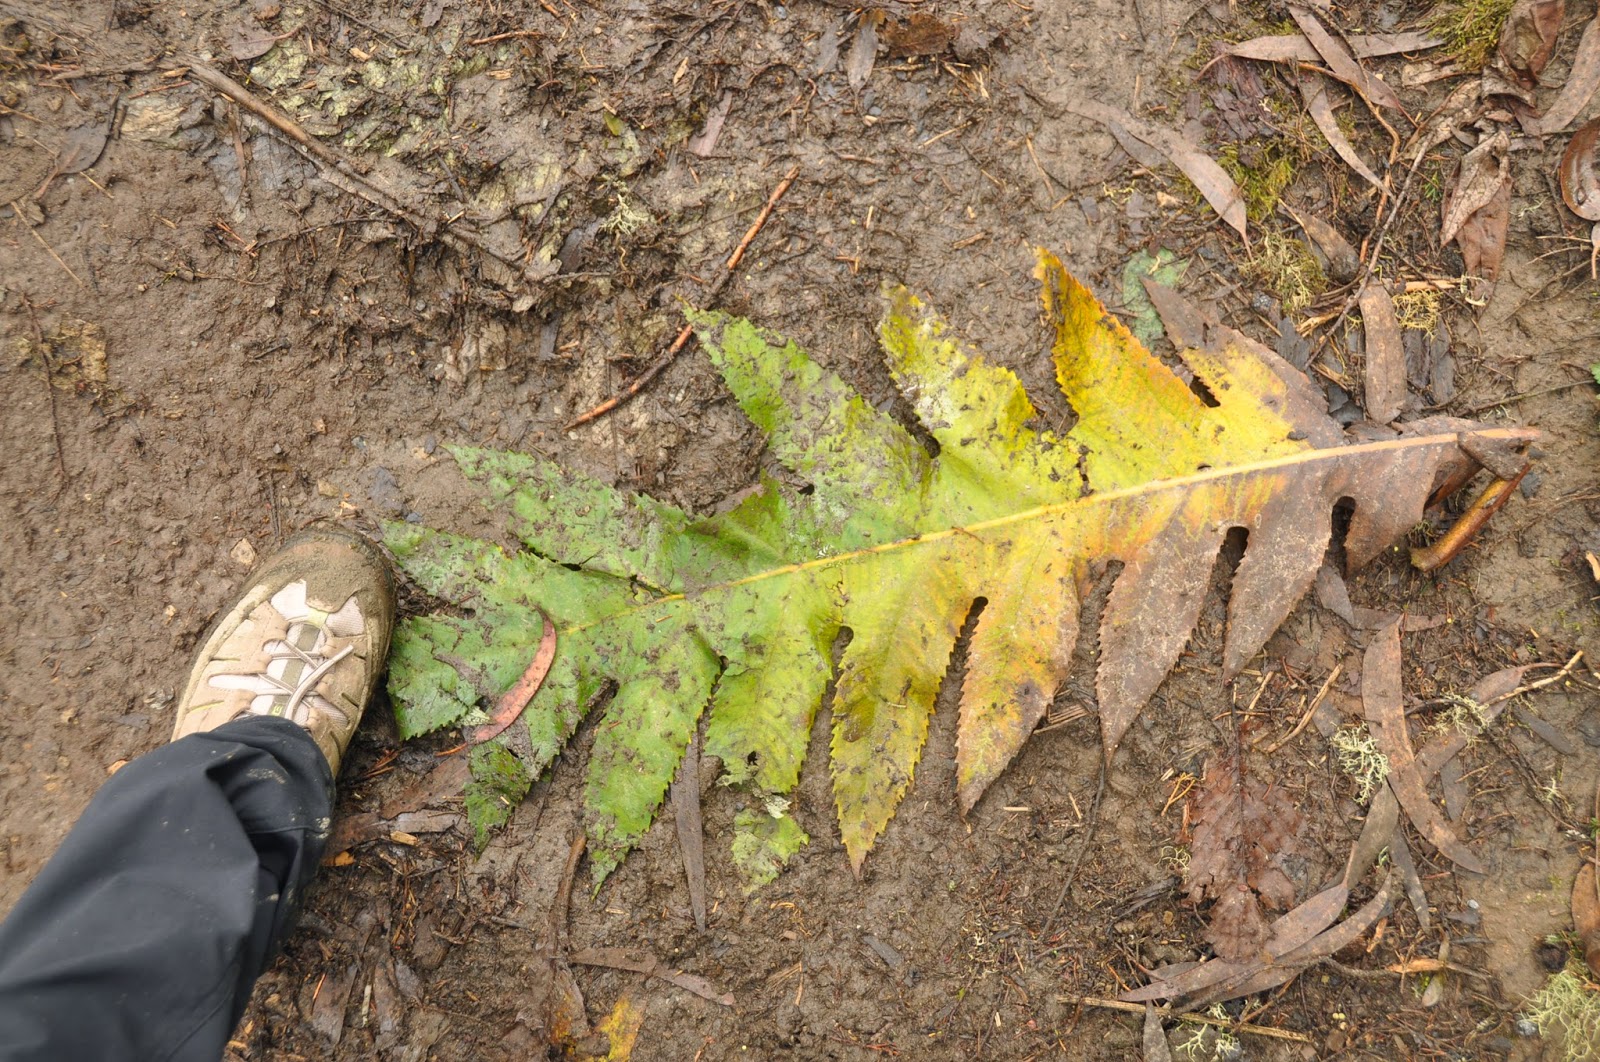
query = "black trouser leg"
(0, 716, 333, 1062)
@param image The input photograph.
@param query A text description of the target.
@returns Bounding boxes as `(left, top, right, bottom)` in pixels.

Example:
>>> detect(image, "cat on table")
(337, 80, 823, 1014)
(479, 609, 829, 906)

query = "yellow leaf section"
(879, 286, 1083, 518)
(831, 538, 978, 871)
(955, 533, 1081, 810)
(592, 993, 645, 1062)
(1038, 253, 1311, 488)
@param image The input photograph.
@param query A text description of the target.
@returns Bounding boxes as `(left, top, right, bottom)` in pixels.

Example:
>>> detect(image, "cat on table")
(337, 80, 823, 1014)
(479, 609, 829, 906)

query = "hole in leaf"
(1188, 375, 1221, 407)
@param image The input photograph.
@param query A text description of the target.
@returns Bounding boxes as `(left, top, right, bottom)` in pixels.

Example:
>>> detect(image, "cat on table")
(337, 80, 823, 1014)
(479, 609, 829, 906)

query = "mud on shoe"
(172, 524, 396, 775)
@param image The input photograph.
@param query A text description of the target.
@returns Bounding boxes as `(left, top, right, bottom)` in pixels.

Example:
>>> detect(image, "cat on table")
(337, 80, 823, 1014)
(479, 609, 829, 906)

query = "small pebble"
(1514, 1018, 1538, 1038)
(404, 511, 424, 524)
(868, 105, 882, 117)
(1251, 292, 1275, 314)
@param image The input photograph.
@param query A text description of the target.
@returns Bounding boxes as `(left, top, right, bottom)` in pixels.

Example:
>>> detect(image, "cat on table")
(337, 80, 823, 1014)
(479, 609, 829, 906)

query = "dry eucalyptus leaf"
(1065, 98, 1247, 238)
(1538, 13, 1600, 134)
(1220, 29, 1440, 64)
(1289, 5, 1404, 110)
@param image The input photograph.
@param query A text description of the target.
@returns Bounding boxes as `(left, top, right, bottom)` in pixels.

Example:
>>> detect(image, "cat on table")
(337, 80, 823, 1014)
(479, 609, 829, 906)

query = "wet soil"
(2, 1, 1599, 1059)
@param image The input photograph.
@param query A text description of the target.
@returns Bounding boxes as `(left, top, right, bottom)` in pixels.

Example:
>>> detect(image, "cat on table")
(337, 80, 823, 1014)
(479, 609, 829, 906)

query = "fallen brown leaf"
(1066, 99, 1247, 238)
(1538, 13, 1600, 133)
(670, 734, 708, 932)
(1143, 1005, 1173, 1062)
(1184, 751, 1304, 961)
(846, 11, 883, 91)
(1362, 620, 1486, 873)
(1560, 118, 1600, 219)
(882, 12, 956, 57)
(1220, 29, 1441, 64)
(1359, 279, 1406, 424)
(1289, 5, 1405, 111)
(1499, 0, 1565, 86)
(469, 607, 556, 744)
(1443, 131, 1513, 294)
(226, 21, 289, 61)
(688, 92, 733, 157)
(1298, 74, 1385, 191)
(1287, 204, 1362, 281)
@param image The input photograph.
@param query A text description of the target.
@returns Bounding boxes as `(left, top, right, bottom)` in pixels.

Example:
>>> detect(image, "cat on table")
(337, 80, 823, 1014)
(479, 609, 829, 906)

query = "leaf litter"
(1182, 750, 1303, 961)
(387, 252, 1535, 886)
(1065, 99, 1248, 238)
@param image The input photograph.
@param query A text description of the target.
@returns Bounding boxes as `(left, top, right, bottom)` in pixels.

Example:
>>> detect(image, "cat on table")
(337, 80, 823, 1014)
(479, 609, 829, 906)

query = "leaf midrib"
(557, 428, 1529, 636)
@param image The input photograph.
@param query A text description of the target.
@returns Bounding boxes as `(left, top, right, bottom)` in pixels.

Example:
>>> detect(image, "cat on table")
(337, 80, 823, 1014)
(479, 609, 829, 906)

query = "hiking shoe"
(172, 523, 396, 774)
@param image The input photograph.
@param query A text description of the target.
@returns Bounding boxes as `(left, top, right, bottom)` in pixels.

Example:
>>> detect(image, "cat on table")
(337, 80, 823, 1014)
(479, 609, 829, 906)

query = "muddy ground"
(3, 0, 1600, 1058)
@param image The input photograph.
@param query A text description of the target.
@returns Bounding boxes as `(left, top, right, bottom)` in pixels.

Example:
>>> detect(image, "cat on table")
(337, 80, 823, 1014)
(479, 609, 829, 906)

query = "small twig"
(15, 206, 86, 288)
(1319, 141, 1427, 346)
(21, 294, 68, 485)
(1040, 758, 1107, 941)
(1065, 997, 1312, 1044)
(564, 164, 801, 430)
(179, 56, 551, 289)
(468, 29, 542, 44)
(1262, 663, 1342, 753)
(1457, 378, 1596, 415)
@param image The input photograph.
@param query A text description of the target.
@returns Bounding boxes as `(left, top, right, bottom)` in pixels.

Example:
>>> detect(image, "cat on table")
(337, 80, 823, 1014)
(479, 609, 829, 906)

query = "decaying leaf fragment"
(1442, 131, 1513, 294)
(385, 252, 1534, 886)
(1498, 0, 1565, 86)
(1183, 751, 1303, 961)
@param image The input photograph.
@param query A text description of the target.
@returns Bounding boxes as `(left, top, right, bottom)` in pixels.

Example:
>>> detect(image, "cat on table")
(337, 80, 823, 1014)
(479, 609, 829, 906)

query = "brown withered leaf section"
(1183, 751, 1304, 961)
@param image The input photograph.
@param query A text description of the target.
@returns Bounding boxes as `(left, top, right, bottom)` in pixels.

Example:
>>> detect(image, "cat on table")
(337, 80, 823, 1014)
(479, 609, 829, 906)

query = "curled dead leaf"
(1560, 118, 1600, 220)
(1499, 0, 1565, 86)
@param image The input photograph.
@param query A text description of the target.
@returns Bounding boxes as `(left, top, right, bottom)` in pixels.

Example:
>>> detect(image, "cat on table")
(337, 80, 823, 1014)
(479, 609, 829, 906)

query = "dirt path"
(3, 1, 1599, 1059)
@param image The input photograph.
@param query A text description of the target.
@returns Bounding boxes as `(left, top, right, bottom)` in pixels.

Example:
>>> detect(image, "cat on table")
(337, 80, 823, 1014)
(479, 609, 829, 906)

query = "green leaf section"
(465, 742, 532, 849)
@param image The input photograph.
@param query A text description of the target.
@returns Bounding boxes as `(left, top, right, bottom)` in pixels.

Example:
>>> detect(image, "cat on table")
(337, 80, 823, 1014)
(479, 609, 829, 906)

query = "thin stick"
(1318, 141, 1427, 347)
(564, 164, 801, 430)
(21, 294, 68, 484)
(15, 208, 86, 288)
(1262, 663, 1341, 753)
(1458, 378, 1595, 415)
(1066, 997, 1313, 1044)
(1411, 465, 1529, 572)
(179, 57, 549, 287)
